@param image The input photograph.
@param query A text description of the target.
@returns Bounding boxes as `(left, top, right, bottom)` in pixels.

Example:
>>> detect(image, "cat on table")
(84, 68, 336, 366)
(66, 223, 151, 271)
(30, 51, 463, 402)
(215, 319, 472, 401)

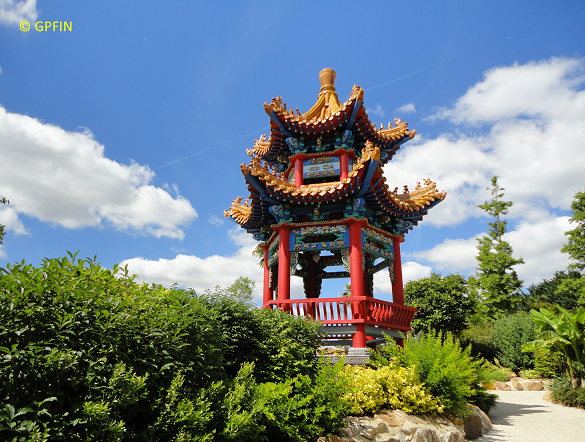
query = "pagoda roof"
(254, 68, 416, 165)
(224, 69, 446, 239)
(225, 141, 446, 234)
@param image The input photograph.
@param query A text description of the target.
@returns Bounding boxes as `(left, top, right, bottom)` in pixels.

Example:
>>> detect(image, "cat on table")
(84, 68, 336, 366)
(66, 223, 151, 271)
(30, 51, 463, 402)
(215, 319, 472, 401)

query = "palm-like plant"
(522, 306, 585, 388)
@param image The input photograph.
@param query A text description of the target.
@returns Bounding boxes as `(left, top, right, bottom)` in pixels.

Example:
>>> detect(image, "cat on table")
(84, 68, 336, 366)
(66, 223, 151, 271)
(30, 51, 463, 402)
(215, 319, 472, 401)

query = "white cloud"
(409, 216, 571, 286)
(396, 103, 416, 113)
(374, 261, 432, 297)
(411, 236, 480, 272)
(0, 205, 28, 235)
(385, 57, 585, 227)
(208, 215, 224, 226)
(122, 228, 305, 303)
(0, 106, 197, 239)
(369, 104, 385, 118)
(0, 0, 37, 26)
(507, 216, 571, 285)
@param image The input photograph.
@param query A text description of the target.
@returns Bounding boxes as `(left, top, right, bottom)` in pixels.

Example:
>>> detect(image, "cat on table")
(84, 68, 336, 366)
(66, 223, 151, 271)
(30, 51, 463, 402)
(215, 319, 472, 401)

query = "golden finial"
(319, 68, 337, 94)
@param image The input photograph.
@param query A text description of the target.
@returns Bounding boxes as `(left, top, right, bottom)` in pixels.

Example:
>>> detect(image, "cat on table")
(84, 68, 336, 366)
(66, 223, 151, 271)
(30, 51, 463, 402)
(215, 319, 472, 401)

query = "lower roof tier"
(224, 142, 446, 241)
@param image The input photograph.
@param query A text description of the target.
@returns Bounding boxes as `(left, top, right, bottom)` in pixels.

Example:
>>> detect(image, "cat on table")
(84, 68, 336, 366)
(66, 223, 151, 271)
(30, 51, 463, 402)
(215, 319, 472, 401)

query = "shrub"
(549, 375, 585, 409)
(492, 312, 537, 372)
(0, 254, 344, 441)
(460, 316, 496, 361)
(404, 273, 476, 336)
(201, 290, 322, 384)
(341, 363, 442, 414)
(376, 332, 497, 415)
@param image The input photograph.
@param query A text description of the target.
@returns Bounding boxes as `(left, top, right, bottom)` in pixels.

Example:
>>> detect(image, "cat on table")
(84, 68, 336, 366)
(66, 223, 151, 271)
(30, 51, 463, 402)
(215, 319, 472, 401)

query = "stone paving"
(476, 390, 585, 442)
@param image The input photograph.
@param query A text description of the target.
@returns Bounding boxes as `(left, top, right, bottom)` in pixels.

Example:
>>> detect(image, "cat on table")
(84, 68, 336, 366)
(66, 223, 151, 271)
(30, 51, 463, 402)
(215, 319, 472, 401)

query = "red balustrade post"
(278, 227, 291, 306)
(262, 245, 272, 306)
(349, 222, 366, 348)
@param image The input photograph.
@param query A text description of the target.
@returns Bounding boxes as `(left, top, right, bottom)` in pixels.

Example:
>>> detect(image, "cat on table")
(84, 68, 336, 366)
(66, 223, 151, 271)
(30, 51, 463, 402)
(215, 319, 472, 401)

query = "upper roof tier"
(256, 68, 416, 165)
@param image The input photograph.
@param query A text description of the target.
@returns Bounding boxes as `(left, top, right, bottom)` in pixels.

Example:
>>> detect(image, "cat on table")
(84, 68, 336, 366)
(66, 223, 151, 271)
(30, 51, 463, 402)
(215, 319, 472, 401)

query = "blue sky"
(1, 0, 584, 302)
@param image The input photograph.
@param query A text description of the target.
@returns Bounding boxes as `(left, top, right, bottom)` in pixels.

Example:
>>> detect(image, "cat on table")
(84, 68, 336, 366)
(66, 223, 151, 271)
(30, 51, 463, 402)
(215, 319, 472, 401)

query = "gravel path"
(476, 390, 585, 442)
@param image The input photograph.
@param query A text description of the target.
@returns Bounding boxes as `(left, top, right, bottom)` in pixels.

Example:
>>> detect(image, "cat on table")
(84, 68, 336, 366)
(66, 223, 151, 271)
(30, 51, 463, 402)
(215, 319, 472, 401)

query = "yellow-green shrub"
(341, 363, 443, 414)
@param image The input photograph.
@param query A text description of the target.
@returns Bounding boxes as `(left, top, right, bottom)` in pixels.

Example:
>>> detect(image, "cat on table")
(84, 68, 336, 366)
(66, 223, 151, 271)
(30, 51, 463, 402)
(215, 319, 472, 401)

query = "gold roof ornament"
(302, 68, 343, 121)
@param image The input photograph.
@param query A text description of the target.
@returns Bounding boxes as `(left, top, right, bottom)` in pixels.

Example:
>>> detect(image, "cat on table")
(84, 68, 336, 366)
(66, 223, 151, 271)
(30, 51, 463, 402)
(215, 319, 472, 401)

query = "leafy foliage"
(492, 313, 537, 372)
(549, 375, 585, 409)
(469, 176, 524, 316)
(375, 332, 497, 414)
(522, 306, 585, 388)
(0, 254, 333, 441)
(341, 363, 442, 414)
(562, 189, 585, 273)
(200, 289, 321, 384)
(525, 270, 584, 311)
(404, 273, 476, 335)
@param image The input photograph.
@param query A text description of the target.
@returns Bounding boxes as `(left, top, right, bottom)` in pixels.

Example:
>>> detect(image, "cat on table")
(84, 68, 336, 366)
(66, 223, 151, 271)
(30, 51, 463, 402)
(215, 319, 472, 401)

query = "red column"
(295, 158, 303, 188)
(278, 227, 291, 303)
(391, 237, 404, 305)
(340, 153, 348, 180)
(262, 246, 271, 306)
(349, 222, 366, 348)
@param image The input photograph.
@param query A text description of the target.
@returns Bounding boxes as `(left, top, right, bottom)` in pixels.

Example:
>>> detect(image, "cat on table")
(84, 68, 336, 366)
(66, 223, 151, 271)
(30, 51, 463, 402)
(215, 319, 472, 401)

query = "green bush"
(0, 254, 333, 441)
(375, 332, 497, 415)
(549, 375, 585, 409)
(492, 312, 536, 372)
(460, 316, 496, 361)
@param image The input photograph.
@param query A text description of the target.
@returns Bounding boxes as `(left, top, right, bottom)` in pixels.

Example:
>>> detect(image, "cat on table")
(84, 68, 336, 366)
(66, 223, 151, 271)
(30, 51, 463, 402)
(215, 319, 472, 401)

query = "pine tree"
(561, 189, 585, 273)
(470, 176, 524, 316)
(557, 189, 585, 308)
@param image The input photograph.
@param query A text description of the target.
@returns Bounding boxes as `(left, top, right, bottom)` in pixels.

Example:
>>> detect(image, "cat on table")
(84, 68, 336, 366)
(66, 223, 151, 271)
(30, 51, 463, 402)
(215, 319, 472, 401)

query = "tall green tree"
(470, 176, 524, 317)
(562, 189, 585, 272)
(557, 190, 585, 308)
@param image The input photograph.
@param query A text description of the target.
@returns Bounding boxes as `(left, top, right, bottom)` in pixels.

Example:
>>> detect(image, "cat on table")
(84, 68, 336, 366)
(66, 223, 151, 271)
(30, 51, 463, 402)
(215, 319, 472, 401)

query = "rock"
(376, 410, 407, 427)
(520, 380, 544, 391)
(468, 404, 492, 431)
(510, 379, 525, 391)
(345, 416, 387, 440)
(493, 381, 511, 391)
(439, 431, 466, 442)
(463, 412, 483, 440)
(410, 428, 441, 442)
(543, 391, 554, 402)
(374, 433, 401, 442)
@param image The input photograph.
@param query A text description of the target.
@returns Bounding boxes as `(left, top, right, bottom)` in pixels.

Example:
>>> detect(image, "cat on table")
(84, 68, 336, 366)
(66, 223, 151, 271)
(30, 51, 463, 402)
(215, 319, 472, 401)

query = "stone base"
(317, 347, 373, 365)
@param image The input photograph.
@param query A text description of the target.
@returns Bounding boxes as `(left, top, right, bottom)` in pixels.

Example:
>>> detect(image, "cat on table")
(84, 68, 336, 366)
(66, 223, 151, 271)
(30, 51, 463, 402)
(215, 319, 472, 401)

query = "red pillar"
(391, 237, 404, 305)
(295, 158, 303, 188)
(340, 153, 348, 180)
(278, 227, 291, 303)
(262, 246, 271, 305)
(349, 222, 366, 348)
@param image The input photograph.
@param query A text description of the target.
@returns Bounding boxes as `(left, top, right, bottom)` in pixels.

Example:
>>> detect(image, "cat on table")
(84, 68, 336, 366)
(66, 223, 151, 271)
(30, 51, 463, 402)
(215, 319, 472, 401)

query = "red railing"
(263, 297, 416, 331)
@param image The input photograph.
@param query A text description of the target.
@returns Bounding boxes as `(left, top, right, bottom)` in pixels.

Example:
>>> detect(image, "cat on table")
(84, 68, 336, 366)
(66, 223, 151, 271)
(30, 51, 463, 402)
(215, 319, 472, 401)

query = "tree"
(470, 176, 524, 317)
(404, 273, 476, 335)
(0, 197, 8, 246)
(562, 189, 585, 272)
(525, 270, 583, 311)
(557, 190, 585, 308)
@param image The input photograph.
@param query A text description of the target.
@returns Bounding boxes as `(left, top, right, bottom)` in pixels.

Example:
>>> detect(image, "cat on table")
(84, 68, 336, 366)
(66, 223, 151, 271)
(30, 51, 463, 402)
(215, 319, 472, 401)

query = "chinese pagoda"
(224, 69, 446, 348)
